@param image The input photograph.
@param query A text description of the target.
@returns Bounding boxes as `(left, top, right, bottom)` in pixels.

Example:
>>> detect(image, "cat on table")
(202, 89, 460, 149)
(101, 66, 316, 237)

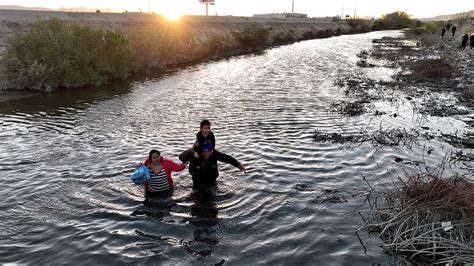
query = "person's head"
(200, 143, 213, 159)
(148, 149, 161, 165)
(200, 119, 211, 136)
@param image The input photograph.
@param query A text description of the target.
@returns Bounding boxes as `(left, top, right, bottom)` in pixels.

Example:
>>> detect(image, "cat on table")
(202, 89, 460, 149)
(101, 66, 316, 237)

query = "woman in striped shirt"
(144, 149, 187, 193)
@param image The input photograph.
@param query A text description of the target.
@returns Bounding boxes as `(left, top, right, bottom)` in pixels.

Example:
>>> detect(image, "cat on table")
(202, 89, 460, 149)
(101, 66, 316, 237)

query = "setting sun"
(154, 0, 203, 19)
(162, 12, 182, 21)
(158, 4, 184, 21)
(1, 0, 472, 18)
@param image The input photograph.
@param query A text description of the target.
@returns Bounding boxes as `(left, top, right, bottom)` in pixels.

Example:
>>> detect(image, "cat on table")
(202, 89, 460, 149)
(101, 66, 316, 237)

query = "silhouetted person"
(470, 34, 474, 49)
(446, 23, 451, 31)
(451, 26, 457, 37)
(441, 28, 446, 39)
(461, 34, 469, 50)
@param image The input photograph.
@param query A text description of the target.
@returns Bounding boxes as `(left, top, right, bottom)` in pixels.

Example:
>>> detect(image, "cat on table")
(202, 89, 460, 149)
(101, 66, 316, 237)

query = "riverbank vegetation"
(1, 18, 130, 91)
(358, 169, 474, 264)
(0, 11, 420, 91)
(342, 16, 473, 119)
(322, 14, 474, 264)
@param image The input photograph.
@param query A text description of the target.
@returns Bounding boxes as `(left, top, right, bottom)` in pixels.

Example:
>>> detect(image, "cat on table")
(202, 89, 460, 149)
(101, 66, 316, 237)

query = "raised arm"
(214, 150, 245, 172)
(163, 157, 187, 172)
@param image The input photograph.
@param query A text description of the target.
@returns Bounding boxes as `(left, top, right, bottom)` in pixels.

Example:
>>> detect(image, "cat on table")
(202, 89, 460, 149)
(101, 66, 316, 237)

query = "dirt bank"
(330, 18, 473, 126)
(323, 18, 474, 264)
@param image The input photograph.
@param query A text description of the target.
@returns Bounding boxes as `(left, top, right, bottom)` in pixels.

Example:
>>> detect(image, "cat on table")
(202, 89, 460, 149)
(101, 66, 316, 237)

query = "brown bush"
(410, 58, 453, 79)
(359, 172, 474, 264)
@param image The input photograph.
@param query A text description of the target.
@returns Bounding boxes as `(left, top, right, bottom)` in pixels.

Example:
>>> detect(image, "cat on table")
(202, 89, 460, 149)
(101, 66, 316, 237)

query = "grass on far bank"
(0, 10, 419, 91)
(1, 18, 130, 91)
(0, 19, 272, 91)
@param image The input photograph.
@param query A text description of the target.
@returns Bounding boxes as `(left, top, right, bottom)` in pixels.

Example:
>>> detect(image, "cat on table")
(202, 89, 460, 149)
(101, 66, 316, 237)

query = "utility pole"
(201, 0, 215, 16)
(341, 4, 344, 18)
(353, 4, 356, 19)
(149, 0, 151, 13)
(292, 0, 294, 14)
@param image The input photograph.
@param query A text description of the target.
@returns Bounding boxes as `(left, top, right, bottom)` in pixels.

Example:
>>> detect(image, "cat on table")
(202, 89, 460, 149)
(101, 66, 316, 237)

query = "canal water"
(0, 30, 471, 264)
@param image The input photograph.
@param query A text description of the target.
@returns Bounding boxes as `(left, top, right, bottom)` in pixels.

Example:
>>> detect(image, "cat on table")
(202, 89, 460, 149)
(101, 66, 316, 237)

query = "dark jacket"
(194, 131, 216, 150)
(461, 34, 468, 48)
(189, 150, 240, 187)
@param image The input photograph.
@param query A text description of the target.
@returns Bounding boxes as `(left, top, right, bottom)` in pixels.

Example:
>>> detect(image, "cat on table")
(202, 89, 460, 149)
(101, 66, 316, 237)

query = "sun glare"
(163, 13, 182, 21)
(157, 3, 190, 22)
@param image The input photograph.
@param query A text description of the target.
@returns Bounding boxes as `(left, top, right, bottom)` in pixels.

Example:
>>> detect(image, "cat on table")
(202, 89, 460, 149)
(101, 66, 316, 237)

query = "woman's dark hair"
(148, 149, 161, 163)
(200, 119, 211, 128)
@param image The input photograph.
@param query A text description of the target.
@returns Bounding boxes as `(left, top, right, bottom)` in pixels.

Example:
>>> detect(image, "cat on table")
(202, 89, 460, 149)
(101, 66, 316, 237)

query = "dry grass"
(330, 100, 368, 116)
(313, 122, 422, 149)
(463, 26, 474, 34)
(459, 87, 474, 104)
(410, 58, 454, 79)
(359, 172, 474, 264)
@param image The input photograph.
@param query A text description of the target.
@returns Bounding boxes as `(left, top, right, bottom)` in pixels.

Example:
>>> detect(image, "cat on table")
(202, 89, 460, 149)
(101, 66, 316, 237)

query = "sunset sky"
(2, 0, 473, 18)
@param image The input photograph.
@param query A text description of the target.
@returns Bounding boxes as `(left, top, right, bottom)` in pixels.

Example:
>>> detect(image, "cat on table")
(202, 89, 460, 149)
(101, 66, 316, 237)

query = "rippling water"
(1, 30, 472, 264)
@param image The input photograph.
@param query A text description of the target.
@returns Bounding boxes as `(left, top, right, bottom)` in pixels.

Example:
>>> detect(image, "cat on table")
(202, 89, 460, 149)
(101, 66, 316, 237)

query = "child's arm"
(191, 140, 199, 152)
(191, 140, 200, 158)
(191, 131, 202, 152)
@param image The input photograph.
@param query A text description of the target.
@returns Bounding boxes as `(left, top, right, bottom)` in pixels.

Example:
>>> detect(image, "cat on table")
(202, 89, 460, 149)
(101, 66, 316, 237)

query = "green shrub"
(346, 19, 372, 32)
(372, 20, 386, 30)
(234, 23, 270, 50)
(125, 22, 206, 71)
(380, 11, 413, 29)
(272, 31, 296, 45)
(203, 32, 238, 56)
(423, 21, 443, 34)
(1, 18, 130, 90)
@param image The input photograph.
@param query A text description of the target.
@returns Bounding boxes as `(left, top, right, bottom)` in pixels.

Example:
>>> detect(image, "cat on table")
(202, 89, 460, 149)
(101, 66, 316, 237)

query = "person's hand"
(193, 151, 199, 158)
(238, 163, 246, 174)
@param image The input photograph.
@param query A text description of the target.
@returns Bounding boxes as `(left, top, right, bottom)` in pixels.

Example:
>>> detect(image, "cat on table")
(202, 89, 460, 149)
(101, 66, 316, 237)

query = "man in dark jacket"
(189, 143, 245, 190)
(461, 34, 468, 50)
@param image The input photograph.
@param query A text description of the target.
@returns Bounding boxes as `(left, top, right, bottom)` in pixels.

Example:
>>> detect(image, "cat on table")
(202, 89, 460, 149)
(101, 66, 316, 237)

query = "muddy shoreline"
(322, 26, 473, 149)
(320, 21, 473, 265)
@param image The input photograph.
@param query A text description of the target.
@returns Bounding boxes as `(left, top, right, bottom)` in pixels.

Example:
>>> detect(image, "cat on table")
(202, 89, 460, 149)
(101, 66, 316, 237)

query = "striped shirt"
(147, 167, 170, 193)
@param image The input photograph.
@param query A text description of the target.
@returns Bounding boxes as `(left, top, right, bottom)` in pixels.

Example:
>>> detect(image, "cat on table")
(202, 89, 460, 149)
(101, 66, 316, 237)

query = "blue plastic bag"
(129, 164, 150, 185)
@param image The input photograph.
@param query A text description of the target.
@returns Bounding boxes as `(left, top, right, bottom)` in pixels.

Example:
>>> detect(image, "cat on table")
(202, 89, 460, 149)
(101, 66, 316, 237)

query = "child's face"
(201, 125, 211, 136)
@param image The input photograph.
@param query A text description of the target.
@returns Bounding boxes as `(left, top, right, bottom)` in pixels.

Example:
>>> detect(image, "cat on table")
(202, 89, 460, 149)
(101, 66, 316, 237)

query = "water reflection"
(0, 81, 133, 115)
(130, 188, 221, 259)
(183, 189, 220, 258)
(130, 191, 175, 220)
(2, 30, 468, 264)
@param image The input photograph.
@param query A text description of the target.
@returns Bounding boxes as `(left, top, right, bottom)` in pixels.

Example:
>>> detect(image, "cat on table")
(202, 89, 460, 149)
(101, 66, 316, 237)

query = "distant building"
(253, 13, 308, 18)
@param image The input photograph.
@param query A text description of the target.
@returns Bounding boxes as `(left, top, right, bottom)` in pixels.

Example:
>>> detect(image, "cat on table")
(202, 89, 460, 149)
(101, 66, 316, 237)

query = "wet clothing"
(143, 157, 186, 193)
(462, 34, 468, 49)
(189, 150, 240, 188)
(194, 131, 215, 151)
(179, 131, 217, 164)
(147, 167, 170, 192)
